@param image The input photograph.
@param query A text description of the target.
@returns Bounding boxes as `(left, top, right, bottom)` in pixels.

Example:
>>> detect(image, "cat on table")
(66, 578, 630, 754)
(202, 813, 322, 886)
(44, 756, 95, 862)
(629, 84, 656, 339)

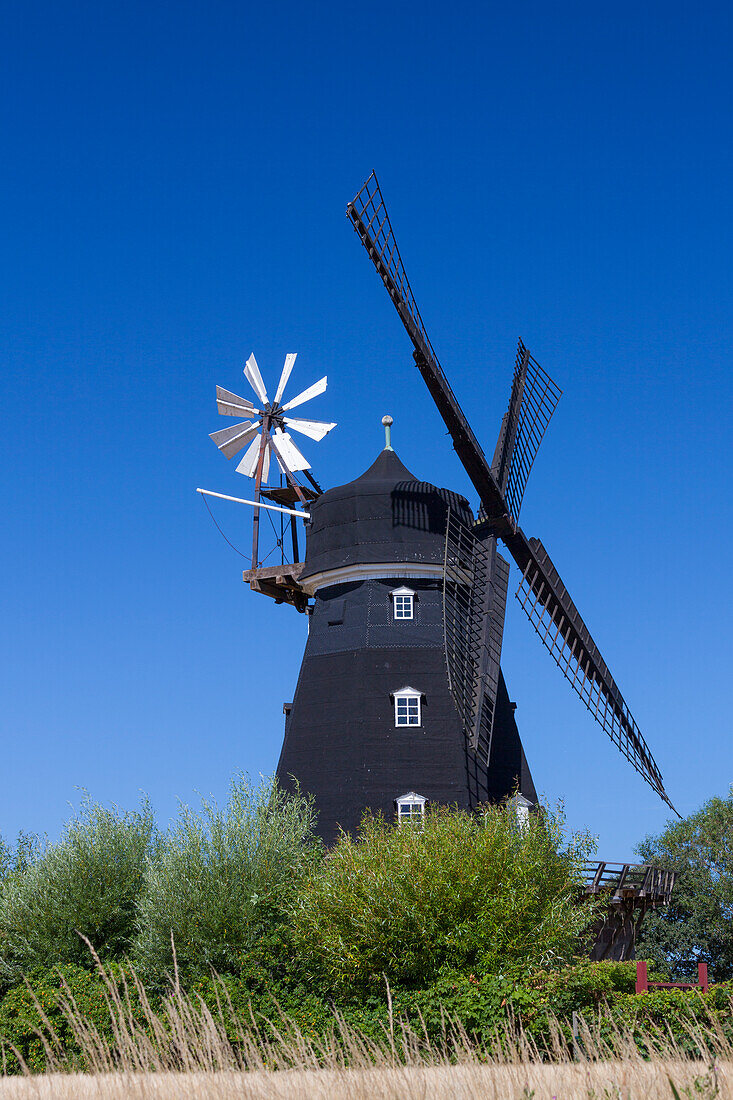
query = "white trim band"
(300, 562, 445, 594)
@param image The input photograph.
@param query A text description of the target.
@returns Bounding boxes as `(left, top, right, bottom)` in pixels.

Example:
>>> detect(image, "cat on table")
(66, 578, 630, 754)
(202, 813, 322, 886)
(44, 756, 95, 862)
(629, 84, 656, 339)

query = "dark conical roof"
(346, 446, 419, 486)
(300, 447, 473, 580)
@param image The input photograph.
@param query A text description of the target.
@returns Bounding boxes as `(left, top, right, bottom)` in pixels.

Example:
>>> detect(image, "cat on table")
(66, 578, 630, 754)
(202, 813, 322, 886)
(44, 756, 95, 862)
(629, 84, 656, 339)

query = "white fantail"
(209, 353, 336, 484)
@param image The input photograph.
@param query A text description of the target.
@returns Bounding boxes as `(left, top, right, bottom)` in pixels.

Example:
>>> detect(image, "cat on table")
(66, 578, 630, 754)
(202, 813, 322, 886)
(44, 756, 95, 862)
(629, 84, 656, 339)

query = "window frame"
(390, 586, 415, 621)
(393, 686, 422, 727)
(395, 791, 427, 826)
(509, 793, 533, 830)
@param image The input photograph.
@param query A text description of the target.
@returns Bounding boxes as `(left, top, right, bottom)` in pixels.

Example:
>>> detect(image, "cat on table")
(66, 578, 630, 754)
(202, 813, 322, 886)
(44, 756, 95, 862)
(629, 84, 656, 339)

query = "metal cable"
(200, 492, 251, 563)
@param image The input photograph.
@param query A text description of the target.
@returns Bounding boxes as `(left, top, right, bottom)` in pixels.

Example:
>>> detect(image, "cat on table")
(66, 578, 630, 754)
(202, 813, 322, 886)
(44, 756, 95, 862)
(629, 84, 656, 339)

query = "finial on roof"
(382, 414, 394, 451)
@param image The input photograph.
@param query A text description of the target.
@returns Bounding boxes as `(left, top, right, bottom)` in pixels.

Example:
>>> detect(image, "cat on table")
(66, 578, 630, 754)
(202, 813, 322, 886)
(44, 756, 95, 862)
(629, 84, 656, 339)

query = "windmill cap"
(299, 447, 472, 579)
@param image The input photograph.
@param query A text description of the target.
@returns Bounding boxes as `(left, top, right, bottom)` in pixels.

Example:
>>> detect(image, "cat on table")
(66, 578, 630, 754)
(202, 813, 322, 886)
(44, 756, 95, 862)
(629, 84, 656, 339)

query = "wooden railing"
(582, 860, 676, 963)
(582, 860, 675, 904)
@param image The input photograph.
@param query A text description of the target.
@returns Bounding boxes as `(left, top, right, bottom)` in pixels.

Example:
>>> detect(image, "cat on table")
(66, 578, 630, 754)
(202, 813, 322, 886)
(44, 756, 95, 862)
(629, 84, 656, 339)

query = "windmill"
(199, 174, 675, 858)
(204, 353, 335, 594)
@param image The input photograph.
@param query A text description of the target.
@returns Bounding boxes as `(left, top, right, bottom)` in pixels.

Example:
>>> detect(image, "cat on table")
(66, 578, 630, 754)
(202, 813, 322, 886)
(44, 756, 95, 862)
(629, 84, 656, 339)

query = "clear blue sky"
(2, 0, 731, 857)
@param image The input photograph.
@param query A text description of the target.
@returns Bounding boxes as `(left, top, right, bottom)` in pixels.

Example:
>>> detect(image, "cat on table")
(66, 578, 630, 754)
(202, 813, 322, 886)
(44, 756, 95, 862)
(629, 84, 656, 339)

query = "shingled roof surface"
(300, 448, 473, 578)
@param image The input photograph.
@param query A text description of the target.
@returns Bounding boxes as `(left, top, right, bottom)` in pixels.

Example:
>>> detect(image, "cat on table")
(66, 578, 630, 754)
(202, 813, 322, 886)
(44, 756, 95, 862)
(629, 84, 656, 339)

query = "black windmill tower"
(202, 173, 675, 845)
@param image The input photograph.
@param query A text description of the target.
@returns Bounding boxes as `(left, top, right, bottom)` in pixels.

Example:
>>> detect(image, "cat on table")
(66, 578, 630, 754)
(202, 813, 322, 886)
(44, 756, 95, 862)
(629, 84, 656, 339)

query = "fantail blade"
(216, 386, 257, 418)
(244, 353, 269, 406)
(271, 427, 311, 472)
(283, 416, 337, 442)
(281, 375, 327, 412)
(209, 421, 259, 460)
(235, 434, 263, 478)
(273, 353, 297, 405)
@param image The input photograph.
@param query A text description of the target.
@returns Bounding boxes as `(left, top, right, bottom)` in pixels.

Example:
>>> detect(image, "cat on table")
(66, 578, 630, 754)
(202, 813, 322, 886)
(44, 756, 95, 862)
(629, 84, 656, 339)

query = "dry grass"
(0, 954, 730, 1098)
(0, 1062, 729, 1099)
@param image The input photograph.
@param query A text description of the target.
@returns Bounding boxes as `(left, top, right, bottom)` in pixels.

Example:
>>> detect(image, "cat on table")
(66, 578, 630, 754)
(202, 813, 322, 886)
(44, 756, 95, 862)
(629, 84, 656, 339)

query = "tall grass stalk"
(0, 954, 731, 1098)
(0, 1064, 729, 1100)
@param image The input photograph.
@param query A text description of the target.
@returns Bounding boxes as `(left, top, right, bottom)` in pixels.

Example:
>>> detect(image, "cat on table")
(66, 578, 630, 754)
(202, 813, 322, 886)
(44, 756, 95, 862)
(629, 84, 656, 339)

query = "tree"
(0, 832, 44, 884)
(289, 802, 598, 993)
(0, 798, 156, 985)
(636, 789, 733, 982)
(133, 774, 321, 982)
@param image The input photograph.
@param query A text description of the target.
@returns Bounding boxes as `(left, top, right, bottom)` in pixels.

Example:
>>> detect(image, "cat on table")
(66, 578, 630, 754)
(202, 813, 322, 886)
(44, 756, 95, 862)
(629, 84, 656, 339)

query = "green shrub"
(393, 963, 733, 1051)
(289, 802, 598, 993)
(0, 832, 44, 885)
(133, 774, 321, 983)
(191, 968, 336, 1044)
(1, 957, 732, 1072)
(0, 963, 119, 1073)
(0, 798, 156, 986)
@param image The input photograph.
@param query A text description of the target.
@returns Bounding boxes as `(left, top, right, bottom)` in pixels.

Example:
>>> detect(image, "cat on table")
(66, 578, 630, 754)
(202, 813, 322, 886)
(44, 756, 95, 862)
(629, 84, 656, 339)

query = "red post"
(698, 963, 709, 993)
(636, 960, 648, 994)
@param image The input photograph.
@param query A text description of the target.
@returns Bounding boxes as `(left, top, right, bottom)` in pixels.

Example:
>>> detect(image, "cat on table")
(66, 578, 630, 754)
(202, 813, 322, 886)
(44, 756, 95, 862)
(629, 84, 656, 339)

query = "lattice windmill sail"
(209, 352, 335, 568)
(347, 171, 675, 812)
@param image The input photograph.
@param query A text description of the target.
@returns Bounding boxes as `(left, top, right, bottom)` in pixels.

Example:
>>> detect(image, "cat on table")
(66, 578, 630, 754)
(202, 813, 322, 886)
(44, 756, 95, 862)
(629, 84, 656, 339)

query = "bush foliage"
(0, 958, 731, 1074)
(0, 775, 727, 1072)
(0, 831, 44, 885)
(290, 803, 598, 991)
(0, 797, 155, 985)
(132, 774, 321, 982)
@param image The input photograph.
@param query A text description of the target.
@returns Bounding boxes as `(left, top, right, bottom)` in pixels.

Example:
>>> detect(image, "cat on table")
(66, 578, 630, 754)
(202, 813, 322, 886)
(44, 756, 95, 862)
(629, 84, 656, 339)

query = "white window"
(509, 793, 533, 830)
(393, 686, 422, 727)
(390, 586, 415, 620)
(395, 792, 427, 826)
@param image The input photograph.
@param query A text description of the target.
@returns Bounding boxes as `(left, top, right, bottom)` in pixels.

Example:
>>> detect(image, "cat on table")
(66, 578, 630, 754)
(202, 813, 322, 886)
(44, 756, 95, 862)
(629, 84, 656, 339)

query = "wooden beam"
(243, 563, 305, 582)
